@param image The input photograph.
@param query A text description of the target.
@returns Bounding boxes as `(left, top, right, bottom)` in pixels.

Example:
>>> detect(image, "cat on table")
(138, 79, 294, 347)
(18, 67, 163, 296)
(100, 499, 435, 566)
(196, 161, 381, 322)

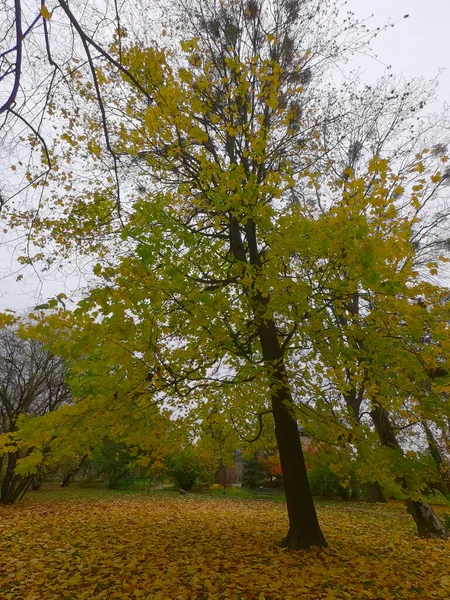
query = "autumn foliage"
(2, 0, 450, 552)
(1, 491, 450, 600)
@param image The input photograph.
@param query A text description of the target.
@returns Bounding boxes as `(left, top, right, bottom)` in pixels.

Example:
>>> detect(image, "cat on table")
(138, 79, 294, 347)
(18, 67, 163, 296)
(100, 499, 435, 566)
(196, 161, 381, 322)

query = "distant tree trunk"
(370, 404, 449, 539)
(60, 472, 73, 488)
(367, 482, 387, 503)
(421, 420, 450, 493)
(406, 498, 449, 538)
(258, 317, 327, 550)
(222, 462, 227, 496)
(31, 477, 43, 491)
(343, 386, 387, 503)
(61, 454, 90, 488)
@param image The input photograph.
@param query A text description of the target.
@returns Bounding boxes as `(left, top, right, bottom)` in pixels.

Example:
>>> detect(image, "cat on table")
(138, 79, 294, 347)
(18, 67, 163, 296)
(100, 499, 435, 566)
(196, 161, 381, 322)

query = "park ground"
(1, 487, 450, 600)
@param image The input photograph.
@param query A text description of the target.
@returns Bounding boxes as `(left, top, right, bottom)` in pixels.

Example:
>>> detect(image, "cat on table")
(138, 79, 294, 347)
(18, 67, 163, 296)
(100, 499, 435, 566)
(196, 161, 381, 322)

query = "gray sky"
(347, 0, 450, 107)
(0, 0, 449, 314)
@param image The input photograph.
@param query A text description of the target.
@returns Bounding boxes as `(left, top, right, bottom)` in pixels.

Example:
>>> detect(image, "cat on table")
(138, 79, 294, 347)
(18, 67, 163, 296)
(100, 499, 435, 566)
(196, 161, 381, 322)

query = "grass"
(1, 486, 450, 599)
(24, 481, 286, 502)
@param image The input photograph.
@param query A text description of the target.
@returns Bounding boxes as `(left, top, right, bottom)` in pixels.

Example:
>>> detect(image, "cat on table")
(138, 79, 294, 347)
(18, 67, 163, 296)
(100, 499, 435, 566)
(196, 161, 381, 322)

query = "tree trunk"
(0, 451, 38, 504)
(367, 482, 387, 503)
(258, 317, 327, 550)
(60, 471, 73, 488)
(31, 478, 42, 491)
(370, 404, 448, 539)
(19, 480, 33, 501)
(422, 420, 450, 493)
(343, 387, 387, 503)
(1, 473, 29, 504)
(61, 454, 89, 488)
(0, 453, 18, 504)
(227, 215, 326, 548)
(406, 499, 449, 539)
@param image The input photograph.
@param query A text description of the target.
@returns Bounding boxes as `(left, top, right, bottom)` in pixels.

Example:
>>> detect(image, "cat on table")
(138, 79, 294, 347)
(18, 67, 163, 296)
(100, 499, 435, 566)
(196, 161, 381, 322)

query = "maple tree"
(1, 491, 450, 599)
(0, 304, 178, 503)
(7, 0, 450, 541)
(0, 326, 70, 504)
(1, 0, 450, 551)
(259, 451, 283, 481)
(299, 210, 450, 533)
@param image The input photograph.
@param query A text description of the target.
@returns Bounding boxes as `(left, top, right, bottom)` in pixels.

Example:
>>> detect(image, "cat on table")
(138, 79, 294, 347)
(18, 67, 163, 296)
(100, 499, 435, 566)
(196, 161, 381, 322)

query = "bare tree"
(0, 326, 70, 503)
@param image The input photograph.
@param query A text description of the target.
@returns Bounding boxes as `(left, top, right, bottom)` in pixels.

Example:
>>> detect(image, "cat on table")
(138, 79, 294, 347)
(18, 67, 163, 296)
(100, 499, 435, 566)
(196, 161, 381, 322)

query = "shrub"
(242, 454, 266, 489)
(90, 439, 135, 489)
(308, 464, 344, 499)
(167, 446, 215, 490)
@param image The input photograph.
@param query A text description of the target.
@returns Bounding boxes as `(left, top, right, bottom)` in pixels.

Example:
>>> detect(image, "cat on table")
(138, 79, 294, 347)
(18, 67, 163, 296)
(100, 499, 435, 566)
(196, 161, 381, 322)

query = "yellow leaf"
(41, 5, 51, 19)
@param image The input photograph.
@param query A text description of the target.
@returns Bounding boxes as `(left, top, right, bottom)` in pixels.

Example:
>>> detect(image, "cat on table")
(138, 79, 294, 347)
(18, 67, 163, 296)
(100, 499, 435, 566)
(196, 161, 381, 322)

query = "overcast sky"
(0, 0, 449, 314)
(347, 0, 450, 106)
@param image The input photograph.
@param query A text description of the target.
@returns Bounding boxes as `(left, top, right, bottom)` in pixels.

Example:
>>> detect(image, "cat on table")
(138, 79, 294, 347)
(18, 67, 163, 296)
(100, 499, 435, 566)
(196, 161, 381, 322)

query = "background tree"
(167, 444, 217, 491)
(0, 299, 177, 502)
(242, 453, 266, 490)
(0, 325, 70, 503)
(59, 450, 90, 488)
(197, 409, 239, 493)
(89, 438, 135, 489)
(305, 269, 450, 536)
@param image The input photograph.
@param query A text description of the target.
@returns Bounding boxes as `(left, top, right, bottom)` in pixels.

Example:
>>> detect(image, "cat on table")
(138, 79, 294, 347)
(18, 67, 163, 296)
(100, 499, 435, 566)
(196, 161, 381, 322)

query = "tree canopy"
(0, 0, 450, 548)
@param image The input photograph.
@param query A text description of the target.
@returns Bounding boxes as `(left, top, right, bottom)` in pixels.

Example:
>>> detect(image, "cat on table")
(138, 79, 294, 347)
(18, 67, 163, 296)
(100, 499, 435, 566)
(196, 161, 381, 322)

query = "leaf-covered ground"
(1, 491, 449, 599)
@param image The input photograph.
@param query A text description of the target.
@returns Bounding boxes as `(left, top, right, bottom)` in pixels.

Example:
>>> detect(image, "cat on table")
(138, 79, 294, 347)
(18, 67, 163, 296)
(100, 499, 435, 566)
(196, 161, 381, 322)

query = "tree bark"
(227, 210, 326, 548)
(367, 482, 387, 503)
(61, 454, 89, 488)
(1, 450, 40, 504)
(343, 386, 387, 503)
(370, 404, 449, 539)
(406, 498, 449, 539)
(421, 420, 450, 493)
(0, 453, 18, 504)
(258, 317, 327, 550)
